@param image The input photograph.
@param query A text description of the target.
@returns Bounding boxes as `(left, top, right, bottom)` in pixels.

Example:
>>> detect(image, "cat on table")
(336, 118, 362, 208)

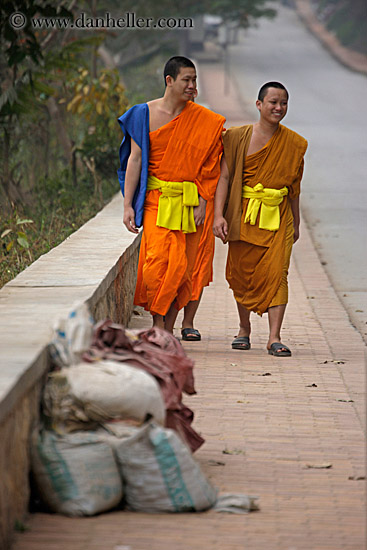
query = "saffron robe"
(134, 101, 225, 316)
(223, 124, 307, 315)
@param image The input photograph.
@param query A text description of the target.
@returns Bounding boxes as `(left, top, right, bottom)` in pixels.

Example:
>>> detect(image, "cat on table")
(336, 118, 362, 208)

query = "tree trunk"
(0, 127, 26, 206)
(46, 97, 73, 164)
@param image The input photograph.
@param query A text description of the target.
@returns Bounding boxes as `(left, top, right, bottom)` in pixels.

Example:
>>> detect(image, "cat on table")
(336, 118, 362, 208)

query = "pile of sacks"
(31, 304, 259, 516)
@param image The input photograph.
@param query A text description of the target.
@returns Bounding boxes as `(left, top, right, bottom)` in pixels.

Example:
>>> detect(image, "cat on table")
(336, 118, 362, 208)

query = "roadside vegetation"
(313, 0, 367, 54)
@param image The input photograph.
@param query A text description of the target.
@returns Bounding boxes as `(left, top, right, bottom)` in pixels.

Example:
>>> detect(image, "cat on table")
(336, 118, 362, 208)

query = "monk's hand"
(213, 216, 228, 242)
(123, 206, 139, 234)
(193, 196, 207, 226)
(293, 223, 300, 243)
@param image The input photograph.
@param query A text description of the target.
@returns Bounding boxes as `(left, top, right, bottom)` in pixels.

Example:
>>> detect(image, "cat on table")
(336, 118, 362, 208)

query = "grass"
(0, 172, 117, 288)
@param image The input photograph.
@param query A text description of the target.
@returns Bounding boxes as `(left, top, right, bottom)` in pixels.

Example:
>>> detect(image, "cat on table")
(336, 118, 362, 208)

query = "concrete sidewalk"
(12, 62, 366, 550)
(11, 223, 366, 550)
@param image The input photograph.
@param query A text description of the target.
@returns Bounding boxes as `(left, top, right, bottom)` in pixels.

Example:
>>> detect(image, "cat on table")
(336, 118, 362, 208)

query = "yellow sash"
(147, 175, 199, 233)
(242, 183, 288, 231)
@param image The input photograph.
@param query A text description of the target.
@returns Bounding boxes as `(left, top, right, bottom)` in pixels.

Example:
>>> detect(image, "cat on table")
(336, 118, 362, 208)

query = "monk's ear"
(255, 99, 262, 112)
(166, 75, 174, 87)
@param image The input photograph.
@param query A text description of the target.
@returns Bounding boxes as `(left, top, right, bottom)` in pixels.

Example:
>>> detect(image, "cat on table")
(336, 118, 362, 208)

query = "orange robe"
(190, 136, 223, 300)
(223, 124, 308, 315)
(134, 102, 225, 316)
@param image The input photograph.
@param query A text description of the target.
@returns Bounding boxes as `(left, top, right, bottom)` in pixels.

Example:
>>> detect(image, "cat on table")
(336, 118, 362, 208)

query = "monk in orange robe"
(214, 82, 307, 356)
(122, 56, 225, 333)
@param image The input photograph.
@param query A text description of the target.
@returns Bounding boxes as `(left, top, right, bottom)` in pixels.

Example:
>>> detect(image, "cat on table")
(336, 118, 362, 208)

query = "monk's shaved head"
(258, 81, 289, 101)
(164, 56, 196, 85)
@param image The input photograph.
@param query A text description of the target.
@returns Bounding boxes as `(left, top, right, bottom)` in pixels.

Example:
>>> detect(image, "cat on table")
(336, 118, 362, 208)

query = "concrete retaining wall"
(0, 194, 140, 550)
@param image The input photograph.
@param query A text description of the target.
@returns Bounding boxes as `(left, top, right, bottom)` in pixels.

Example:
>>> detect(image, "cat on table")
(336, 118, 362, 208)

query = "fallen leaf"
(348, 475, 365, 481)
(305, 463, 332, 469)
(306, 383, 318, 387)
(208, 459, 226, 466)
(237, 400, 244, 403)
(222, 449, 245, 455)
(230, 363, 237, 366)
(355, 309, 364, 312)
(259, 372, 272, 376)
(337, 399, 354, 403)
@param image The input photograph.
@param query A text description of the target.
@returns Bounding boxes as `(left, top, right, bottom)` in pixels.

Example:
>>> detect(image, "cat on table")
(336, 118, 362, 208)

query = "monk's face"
(256, 88, 288, 124)
(167, 67, 197, 101)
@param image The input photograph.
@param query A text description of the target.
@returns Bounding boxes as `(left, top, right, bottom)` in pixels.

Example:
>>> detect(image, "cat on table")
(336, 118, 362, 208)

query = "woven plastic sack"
(31, 430, 123, 516)
(48, 302, 94, 368)
(43, 360, 165, 430)
(114, 420, 218, 513)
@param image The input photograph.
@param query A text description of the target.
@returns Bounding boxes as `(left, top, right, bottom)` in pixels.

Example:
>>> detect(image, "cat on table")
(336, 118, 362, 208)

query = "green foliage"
(0, 168, 117, 287)
(1, 215, 34, 255)
(121, 48, 176, 104)
(62, 67, 129, 176)
(14, 519, 30, 533)
(1, 212, 34, 277)
(315, 0, 367, 54)
(201, 0, 276, 26)
(1, 1, 72, 67)
(0, 1, 72, 120)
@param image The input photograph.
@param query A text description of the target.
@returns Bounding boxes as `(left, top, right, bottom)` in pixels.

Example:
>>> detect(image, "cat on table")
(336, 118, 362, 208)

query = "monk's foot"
(232, 335, 251, 350)
(152, 314, 165, 330)
(236, 324, 251, 340)
(181, 327, 201, 341)
(232, 323, 251, 350)
(267, 341, 292, 357)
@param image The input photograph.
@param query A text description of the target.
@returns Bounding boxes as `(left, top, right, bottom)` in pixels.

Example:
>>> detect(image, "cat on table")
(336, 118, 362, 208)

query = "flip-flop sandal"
(232, 336, 251, 350)
(268, 342, 292, 357)
(181, 328, 201, 341)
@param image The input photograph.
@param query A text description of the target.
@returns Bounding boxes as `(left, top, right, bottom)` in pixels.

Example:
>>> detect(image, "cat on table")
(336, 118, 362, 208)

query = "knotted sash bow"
(147, 175, 199, 233)
(242, 183, 288, 231)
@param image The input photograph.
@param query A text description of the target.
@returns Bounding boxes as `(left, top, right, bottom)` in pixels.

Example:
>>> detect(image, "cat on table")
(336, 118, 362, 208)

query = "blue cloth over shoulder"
(117, 103, 149, 227)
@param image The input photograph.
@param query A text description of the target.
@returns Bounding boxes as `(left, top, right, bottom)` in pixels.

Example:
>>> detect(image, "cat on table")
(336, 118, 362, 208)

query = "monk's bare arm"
(123, 138, 142, 234)
(193, 196, 207, 226)
(213, 155, 229, 242)
(290, 196, 300, 243)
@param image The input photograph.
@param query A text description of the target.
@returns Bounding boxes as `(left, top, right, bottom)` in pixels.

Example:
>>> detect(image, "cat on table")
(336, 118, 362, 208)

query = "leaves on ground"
(208, 459, 226, 466)
(337, 399, 354, 402)
(305, 463, 332, 469)
(222, 448, 245, 455)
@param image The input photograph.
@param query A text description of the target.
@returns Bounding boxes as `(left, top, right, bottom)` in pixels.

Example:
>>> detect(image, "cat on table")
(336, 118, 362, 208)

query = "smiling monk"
(213, 82, 308, 356)
(118, 56, 225, 333)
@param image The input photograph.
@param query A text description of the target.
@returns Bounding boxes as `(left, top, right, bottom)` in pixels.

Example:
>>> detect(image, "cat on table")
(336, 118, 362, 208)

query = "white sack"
(114, 420, 218, 513)
(31, 430, 122, 516)
(44, 360, 166, 428)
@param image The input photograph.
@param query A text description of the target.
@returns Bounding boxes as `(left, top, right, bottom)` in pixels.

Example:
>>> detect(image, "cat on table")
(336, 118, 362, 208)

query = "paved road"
(226, 4, 367, 341)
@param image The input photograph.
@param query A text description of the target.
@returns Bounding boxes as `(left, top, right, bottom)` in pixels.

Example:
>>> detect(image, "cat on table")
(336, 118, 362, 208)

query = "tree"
(0, 1, 73, 206)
